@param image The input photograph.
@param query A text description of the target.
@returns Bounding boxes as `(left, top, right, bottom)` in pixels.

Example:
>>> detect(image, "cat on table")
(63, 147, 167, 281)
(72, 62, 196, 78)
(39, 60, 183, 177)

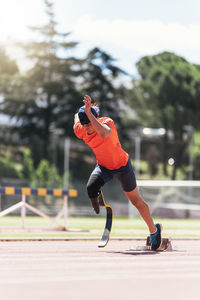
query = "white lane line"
(0, 270, 200, 285)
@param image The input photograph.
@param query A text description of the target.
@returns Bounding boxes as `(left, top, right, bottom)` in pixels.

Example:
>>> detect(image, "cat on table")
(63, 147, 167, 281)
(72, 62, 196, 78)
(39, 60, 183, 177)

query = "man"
(73, 95, 162, 250)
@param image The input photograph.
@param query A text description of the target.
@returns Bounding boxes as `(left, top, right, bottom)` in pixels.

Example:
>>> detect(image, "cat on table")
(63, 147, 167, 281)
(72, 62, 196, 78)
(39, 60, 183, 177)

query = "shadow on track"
(105, 250, 159, 256)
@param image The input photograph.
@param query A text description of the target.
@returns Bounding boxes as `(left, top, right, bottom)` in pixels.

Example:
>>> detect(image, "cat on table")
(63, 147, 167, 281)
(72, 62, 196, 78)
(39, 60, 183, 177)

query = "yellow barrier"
(0, 187, 78, 230)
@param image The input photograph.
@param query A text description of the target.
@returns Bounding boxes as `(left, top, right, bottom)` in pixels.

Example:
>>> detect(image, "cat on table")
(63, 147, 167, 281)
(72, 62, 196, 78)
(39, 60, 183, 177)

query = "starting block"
(129, 237, 172, 252)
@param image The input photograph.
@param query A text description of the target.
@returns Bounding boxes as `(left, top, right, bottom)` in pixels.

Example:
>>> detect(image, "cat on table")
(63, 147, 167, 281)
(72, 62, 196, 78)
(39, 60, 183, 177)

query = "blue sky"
(1, 0, 200, 75)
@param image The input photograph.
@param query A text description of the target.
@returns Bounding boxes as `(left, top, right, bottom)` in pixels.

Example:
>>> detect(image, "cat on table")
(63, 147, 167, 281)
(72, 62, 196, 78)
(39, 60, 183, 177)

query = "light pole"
(63, 137, 70, 190)
(134, 136, 141, 177)
(183, 125, 194, 199)
(183, 125, 194, 181)
(49, 127, 64, 188)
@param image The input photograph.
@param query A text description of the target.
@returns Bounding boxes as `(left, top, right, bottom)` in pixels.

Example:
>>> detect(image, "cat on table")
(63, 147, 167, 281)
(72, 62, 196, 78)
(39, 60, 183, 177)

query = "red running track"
(0, 239, 200, 300)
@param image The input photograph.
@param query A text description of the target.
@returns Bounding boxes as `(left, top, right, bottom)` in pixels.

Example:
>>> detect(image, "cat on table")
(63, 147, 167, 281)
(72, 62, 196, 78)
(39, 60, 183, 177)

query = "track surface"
(0, 239, 200, 300)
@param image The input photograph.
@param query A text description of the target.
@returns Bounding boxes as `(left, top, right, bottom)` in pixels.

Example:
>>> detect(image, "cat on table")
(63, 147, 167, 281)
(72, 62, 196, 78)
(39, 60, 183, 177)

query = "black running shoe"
(150, 223, 162, 250)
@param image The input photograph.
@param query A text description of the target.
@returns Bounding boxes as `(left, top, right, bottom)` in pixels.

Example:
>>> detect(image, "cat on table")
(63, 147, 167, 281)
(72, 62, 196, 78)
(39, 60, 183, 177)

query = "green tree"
(0, 46, 23, 147)
(0, 155, 21, 179)
(128, 51, 200, 179)
(22, 149, 34, 181)
(33, 159, 62, 188)
(0, 1, 129, 181)
(0, 45, 19, 101)
(0, 0, 82, 165)
(0, 46, 19, 75)
(80, 47, 127, 125)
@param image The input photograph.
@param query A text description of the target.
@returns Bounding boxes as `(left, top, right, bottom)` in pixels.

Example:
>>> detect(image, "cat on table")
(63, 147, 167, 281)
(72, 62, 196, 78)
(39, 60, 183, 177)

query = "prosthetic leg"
(98, 191, 113, 248)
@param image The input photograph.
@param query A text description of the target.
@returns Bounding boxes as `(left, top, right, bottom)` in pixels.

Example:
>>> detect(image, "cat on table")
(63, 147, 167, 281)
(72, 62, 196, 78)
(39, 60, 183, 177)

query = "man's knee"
(125, 189, 149, 209)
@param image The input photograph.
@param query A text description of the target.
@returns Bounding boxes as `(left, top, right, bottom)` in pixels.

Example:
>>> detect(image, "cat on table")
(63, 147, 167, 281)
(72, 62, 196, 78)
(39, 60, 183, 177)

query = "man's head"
(78, 105, 99, 125)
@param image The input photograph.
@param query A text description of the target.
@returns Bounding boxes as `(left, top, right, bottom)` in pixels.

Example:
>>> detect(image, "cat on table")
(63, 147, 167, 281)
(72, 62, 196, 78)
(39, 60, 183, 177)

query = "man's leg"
(87, 165, 113, 214)
(116, 158, 162, 250)
(124, 188, 162, 250)
(124, 187, 156, 233)
(87, 174, 105, 214)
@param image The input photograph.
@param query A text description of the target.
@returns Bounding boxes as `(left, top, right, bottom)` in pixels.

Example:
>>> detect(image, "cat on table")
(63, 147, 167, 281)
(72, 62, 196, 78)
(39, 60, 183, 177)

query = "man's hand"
(82, 94, 111, 139)
(83, 95, 92, 115)
(83, 95, 99, 116)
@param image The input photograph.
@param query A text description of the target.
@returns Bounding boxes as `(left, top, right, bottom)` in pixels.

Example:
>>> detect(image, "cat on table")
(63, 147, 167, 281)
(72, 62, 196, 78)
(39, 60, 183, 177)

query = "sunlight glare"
(0, 0, 45, 41)
(0, 0, 46, 72)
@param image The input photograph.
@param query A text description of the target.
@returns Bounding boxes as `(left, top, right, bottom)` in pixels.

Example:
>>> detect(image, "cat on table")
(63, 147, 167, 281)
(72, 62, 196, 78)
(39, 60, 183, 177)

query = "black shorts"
(90, 157, 137, 192)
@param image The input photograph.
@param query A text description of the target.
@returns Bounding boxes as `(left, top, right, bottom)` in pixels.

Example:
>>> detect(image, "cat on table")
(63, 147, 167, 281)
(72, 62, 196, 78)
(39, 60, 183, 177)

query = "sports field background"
(0, 216, 200, 238)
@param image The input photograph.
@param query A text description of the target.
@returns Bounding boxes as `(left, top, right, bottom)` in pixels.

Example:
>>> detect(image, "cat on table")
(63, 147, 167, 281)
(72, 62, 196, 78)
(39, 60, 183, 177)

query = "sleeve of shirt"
(73, 122, 84, 139)
(102, 117, 115, 129)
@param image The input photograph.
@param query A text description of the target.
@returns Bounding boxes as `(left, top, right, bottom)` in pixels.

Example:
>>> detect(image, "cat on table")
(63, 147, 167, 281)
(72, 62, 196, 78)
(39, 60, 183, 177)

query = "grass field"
(0, 216, 200, 238)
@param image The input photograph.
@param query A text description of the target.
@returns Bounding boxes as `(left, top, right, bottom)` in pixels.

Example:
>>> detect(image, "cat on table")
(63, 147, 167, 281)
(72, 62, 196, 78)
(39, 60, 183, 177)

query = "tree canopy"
(127, 51, 200, 179)
(0, 0, 127, 170)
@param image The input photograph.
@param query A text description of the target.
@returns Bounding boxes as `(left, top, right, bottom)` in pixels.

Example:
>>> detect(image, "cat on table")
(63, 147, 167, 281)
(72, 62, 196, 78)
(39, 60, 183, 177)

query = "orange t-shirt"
(73, 117, 129, 170)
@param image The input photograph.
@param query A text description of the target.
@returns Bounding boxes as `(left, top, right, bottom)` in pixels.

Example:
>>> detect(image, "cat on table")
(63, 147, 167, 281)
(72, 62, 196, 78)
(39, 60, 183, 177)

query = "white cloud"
(74, 15, 200, 57)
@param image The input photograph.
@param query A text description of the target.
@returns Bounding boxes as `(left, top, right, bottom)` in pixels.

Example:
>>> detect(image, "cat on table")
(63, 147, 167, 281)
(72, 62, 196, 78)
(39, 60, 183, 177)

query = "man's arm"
(87, 112, 112, 139)
(83, 95, 112, 139)
(73, 113, 84, 139)
(74, 113, 79, 125)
